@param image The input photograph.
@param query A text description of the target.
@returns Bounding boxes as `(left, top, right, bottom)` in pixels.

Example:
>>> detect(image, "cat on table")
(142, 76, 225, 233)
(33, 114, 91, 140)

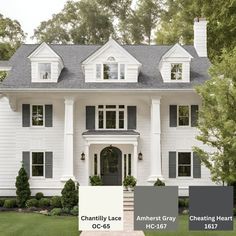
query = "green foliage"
(35, 192, 44, 200)
(3, 199, 17, 208)
(234, 208, 236, 216)
(50, 196, 62, 208)
(0, 198, 5, 207)
(123, 176, 137, 187)
(50, 208, 62, 216)
(26, 198, 38, 208)
(178, 198, 189, 208)
(62, 207, 70, 214)
(38, 198, 50, 208)
(154, 178, 165, 186)
(0, 71, 7, 82)
(61, 179, 78, 210)
(89, 175, 103, 186)
(70, 206, 79, 216)
(15, 166, 31, 207)
(194, 48, 236, 185)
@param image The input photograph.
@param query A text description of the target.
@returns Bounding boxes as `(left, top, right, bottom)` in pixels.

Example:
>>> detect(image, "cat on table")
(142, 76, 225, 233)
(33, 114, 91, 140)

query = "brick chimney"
(194, 17, 207, 57)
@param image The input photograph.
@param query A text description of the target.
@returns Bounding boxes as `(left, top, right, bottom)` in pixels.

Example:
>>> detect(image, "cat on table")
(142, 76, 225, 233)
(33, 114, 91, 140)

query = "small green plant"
(178, 198, 189, 208)
(50, 196, 62, 208)
(233, 208, 236, 216)
(3, 199, 17, 208)
(154, 178, 165, 186)
(70, 206, 78, 216)
(89, 175, 103, 186)
(26, 198, 38, 208)
(0, 199, 5, 207)
(50, 208, 62, 216)
(38, 198, 50, 208)
(62, 207, 70, 214)
(61, 179, 78, 210)
(123, 176, 137, 189)
(35, 192, 44, 200)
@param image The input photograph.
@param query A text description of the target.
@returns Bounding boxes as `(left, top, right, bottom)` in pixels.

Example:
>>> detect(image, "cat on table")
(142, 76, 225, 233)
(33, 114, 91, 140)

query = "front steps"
(123, 190, 134, 211)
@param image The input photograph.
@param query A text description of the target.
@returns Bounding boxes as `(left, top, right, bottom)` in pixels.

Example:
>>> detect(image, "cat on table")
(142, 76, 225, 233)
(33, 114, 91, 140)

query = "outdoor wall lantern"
(81, 152, 85, 160)
(138, 152, 143, 160)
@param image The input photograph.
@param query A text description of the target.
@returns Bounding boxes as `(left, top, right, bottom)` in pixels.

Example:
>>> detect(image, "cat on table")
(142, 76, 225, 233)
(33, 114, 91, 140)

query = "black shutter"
(169, 152, 176, 178)
(45, 152, 53, 178)
(22, 104, 30, 127)
(193, 152, 201, 178)
(127, 106, 137, 130)
(45, 105, 53, 127)
(22, 152, 30, 177)
(169, 105, 177, 127)
(86, 106, 95, 130)
(191, 105, 199, 127)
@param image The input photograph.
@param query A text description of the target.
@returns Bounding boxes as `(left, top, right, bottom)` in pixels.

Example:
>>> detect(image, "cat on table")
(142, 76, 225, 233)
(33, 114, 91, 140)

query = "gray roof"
(0, 44, 210, 90)
(0, 61, 10, 67)
(82, 130, 140, 136)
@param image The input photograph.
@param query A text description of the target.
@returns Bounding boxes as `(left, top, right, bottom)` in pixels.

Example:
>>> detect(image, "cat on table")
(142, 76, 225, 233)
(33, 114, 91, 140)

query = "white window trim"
(95, 105, 127, 130)
(176, 151, 193, 179)
(30, 151, 45, 179)
(31, 104, 45, 128)
(177, 105, 191, 127)
(37, 62, 52, 81)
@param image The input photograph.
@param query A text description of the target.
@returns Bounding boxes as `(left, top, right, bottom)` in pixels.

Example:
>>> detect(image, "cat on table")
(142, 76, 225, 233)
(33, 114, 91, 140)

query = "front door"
(100, 146, 122, 186)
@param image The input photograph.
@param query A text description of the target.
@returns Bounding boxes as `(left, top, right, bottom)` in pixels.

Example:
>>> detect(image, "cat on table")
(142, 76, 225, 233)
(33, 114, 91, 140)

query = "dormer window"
(104, 63, 118, 80)
(39, 63, 51, 80)
(171, 63, 182, 80)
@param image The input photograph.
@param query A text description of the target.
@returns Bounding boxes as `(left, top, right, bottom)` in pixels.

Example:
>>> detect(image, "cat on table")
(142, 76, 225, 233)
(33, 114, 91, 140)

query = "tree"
(0, 14, 26, 60)
(156, 0, 236, 60)
(33, 0, 114, 44)
(193, 47, 236, 185)
(61, 179, 78, 209)
(15, 166, 31, 207)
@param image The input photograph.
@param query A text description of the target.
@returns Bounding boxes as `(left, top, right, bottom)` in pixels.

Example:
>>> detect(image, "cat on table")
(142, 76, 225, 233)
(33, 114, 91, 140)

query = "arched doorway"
(100, 146, 122, 186)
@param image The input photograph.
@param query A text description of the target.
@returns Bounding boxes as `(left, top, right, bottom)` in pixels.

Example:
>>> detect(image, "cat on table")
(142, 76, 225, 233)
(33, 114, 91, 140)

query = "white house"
(0, 18, 215, 197)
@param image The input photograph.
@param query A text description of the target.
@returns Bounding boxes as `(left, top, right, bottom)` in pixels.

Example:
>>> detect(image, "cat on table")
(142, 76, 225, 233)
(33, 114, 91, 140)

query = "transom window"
(32, 105, 44, 126)
(178, 152, 191, 177)
(178, 105, 189, 126)
(39, 63, 51, 80)
(97, 105, 126, 129)
(32, 152, 44, 177)
(171, 63, 182, 80)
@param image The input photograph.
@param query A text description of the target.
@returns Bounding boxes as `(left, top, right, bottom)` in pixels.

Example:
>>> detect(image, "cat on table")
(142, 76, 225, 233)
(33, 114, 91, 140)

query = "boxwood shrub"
(70, 206, 78, 216)
(38, 198, 50, 208)
(50, 196, 62, 208)
(35, 192, 44, 200)
(26, 198, 38, 208)
(50, 208, 62, 216)
(0, 199, 5, 207)
(3, 199, 17, 208)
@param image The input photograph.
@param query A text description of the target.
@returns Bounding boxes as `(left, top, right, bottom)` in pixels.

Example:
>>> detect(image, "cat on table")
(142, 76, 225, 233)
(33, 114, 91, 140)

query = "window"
(178, 105, 189, 126)
(39, 63, 51, 80)
(171, 64, 182, 80)
(32, 152, 44, 177)
(124, 154, 132, 179)
(97, 105, 126, 129)
(32, 105, 44, 126)
(104, 64, 118, 80)
(120, 64, 125, 80)
(94, 154, 98, 175)
(178, 152, 191, 177)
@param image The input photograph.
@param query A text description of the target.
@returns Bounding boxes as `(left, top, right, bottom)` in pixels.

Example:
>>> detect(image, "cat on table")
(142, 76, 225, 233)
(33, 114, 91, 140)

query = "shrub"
(50, 196, 62, 208)
(61, 179, 78, 210)
(154, 179, 165, 186)
(184, 198, 189, 208)
(35, 192, 44, 200)
(50, 208, 62, 216)
(26, 198, 38, 208)
(89, 175, 102, 186)
(15, 166, 31, 207)
(3, 199, 17, 208)
(123, 176, 136, 188)
(0, 199, 5, 207)
(178, 198, 185, 208)
(70, 206, 78, 216)
(62, 207, 70, 214)
(233, 208, 236, 216)
(38, 198, 50, 208)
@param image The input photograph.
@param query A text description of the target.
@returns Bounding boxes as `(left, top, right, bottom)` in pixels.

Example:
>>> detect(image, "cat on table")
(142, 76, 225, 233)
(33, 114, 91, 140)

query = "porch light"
(138, 152, 143, 160)
(81, 152, 85, 160)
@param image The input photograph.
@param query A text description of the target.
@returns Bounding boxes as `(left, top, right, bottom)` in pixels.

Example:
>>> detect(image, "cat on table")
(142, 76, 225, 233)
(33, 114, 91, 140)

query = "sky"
(0, 0, 69, 43)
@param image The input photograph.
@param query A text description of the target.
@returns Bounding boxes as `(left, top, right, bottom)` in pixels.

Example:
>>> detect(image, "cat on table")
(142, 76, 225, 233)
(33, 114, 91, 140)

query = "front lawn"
(145, 215, 236, 236)
(0, 212, 79, 236)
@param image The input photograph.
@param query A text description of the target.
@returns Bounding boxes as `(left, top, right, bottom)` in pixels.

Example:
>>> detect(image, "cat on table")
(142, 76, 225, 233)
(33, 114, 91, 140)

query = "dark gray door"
(100, 146, 122, 186)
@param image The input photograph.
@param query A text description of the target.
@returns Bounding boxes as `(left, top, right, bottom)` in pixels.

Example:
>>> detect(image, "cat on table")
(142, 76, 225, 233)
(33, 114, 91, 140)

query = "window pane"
(32, 152, 44, 164)
(94, 154, 97, 175)
(119, 111, 124, 129)
(106, 111, 116, 129)
(171, 64, 182, 80)
(178, 166, 191, 176)
(128, 154, 131, 176)
(32, 166, 44, 176)
(99, 111, 103, 129)
(39, 63, 51, 79)
(32, 105, 44, 126)
(178, 153, 191, 164)
(120, 64, 125, 79)
(103, 64, 118, 80)
(96, 64, 101, 79)
(119, 105, 125, 109)
(124, 154, 127, 179)
(106, 105, 116, 109)
(179, 105, 189, 126)
(98, 105, 103, 108)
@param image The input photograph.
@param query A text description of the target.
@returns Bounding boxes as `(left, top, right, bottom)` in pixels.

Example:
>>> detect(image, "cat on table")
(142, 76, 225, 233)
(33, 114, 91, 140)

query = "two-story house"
(0, 18, 214, 197)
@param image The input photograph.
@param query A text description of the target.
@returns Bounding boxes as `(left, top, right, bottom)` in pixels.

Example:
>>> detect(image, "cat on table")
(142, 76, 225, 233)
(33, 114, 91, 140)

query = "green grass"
(0, 212, 80, 236)
(145, 215, 236, 236)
